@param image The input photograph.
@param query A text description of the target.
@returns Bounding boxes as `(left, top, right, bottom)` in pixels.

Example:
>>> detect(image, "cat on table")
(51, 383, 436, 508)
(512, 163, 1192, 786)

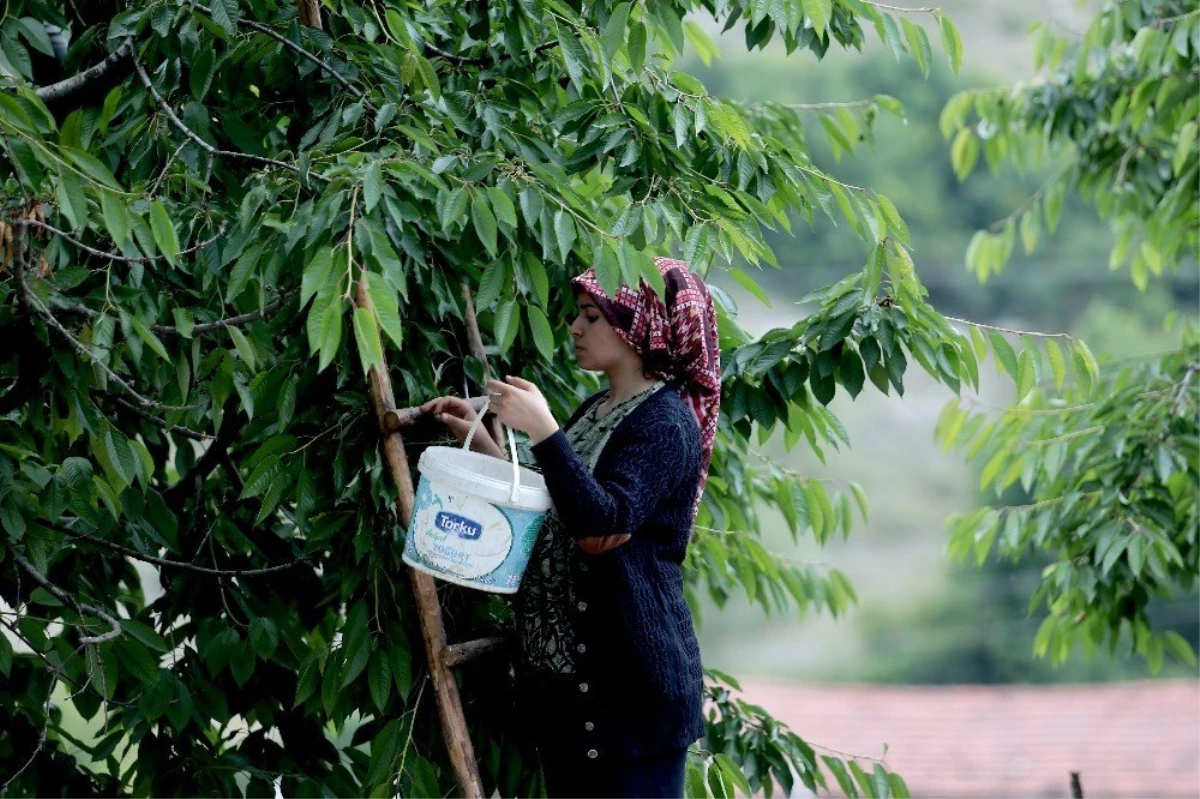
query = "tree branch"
(12, 222, 183, 410)
(54, 287, 295, 339)
(35, 40, 134, 103)
(11, 552, 123, 645)
(22, 218, 227, 264)
(108, 395, 214, 441)
(187, 1, 374, 111)
(133, 56, 299, 174)
(46, 520, 312, 577)
(152, 288, 298, 336)
(1171, 362, 1199, 416)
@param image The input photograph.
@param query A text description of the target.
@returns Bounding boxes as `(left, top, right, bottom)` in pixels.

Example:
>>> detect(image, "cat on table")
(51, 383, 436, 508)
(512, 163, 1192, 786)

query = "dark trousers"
(539, 743, 688, 799)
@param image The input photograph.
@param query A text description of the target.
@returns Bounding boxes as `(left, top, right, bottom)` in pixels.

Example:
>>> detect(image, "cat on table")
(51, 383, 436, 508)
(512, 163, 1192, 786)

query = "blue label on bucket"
(436, 512, 483, 540)
(403, 477, 548, 593)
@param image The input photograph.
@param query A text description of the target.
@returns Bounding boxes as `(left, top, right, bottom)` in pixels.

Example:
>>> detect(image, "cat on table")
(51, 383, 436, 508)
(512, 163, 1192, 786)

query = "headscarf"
(572, 257, 721, 520)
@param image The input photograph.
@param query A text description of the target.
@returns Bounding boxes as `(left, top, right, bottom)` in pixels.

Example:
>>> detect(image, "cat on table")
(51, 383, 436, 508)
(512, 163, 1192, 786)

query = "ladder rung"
(442, 636, 506, 668)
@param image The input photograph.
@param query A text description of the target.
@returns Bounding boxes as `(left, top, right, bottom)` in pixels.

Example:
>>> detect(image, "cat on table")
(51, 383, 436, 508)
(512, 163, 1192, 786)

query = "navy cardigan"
(526, 384, 705, 760)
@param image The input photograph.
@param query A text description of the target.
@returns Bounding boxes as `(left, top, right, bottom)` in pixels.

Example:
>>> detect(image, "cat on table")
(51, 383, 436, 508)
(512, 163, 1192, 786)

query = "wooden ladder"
(294, 4, 497, 795)
(356, 279, 504, 797)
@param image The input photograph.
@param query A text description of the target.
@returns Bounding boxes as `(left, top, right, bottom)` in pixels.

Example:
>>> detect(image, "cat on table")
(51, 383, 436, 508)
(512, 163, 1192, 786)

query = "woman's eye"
(586, 316, 598, 323)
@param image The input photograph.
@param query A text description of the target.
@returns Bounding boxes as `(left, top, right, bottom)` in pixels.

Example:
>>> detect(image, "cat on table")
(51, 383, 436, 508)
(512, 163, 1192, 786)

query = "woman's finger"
(505, 375, 537, 391)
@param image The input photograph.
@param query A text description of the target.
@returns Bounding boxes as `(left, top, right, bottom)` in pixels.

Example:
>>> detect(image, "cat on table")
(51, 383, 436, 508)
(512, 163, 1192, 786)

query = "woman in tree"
(421, 257, 721, 798)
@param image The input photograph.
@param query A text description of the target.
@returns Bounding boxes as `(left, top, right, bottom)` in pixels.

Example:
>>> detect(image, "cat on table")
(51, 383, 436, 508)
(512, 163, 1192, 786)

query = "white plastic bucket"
(402, 403, 552, 593)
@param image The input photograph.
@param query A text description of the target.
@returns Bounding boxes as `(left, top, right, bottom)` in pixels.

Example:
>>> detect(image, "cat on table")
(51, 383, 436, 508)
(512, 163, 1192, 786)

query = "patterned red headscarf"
(572, 257, 721, 520)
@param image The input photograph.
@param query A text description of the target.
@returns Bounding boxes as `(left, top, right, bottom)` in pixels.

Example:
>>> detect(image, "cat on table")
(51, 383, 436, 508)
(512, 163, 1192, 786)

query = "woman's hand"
(420, 395, 505, 458)
(486, 376, 560, 444)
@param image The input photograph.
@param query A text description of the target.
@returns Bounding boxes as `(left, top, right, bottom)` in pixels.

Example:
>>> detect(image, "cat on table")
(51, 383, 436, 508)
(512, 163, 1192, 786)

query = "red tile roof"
(738, 679, 1200, 798)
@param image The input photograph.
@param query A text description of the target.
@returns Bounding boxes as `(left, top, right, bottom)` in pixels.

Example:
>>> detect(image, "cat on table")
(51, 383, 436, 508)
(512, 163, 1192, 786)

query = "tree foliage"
(1, 0, 1187, 796)
(938, 0, 1199, 672)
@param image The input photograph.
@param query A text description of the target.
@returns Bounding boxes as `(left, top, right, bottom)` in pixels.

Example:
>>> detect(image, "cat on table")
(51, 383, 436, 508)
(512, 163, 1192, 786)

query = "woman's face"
(569, 290, 638, 373)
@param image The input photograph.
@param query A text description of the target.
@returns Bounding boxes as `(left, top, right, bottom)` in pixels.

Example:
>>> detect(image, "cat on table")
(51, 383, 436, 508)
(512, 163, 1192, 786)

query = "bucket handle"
(462, 397, 522, 504)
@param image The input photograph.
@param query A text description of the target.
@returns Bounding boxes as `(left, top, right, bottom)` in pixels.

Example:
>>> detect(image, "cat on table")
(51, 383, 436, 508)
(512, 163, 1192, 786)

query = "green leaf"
(301, 246, 335, 308)
(628, 21, 647, 73)
(149, 200, 180, 266)
(1072, 338, 1099, 387)
(209, 0, 241, 35)
(367, 273, 403, 350)
(1045, 338, 1066, 390)
(524, 254, 550, 307)
(248, 617, 279, 659)
(602, 4, 631, 59)
(802, 0, 833, 37)
(822, 757, 858, 798)
(55, 168, 87, 230)
(227, 327, 257, 371)
(369, 649, 392, 713)
(594, 242, 621, 295)
(101, 192, 131, 246)
(225, 242, 262, 304)
(553, 209, 576, 263)
(471, 191, 498, 256)
(728, 267, 771, 307)
(353, 307, 385, 375)
(863, 244, 885, 303)
(363, 162, 384, 212)
(875, 194, 910, 247)
(1164, 631, 1198, 668)
(487, 186, 518, 228)
(950, 128, 979, 180)
(872, 764, 891, 799)
(527, 305, 555, 361)
(130, 316, 170, 362)
(1174, 121, 1197, 177)
(440, 188, 469, 230)
(889, 771, 912, 798)
(986, 331, 1019, 381)
(900, 18, 930, 77)
(1015, 348, 1035, 400)
(494, 300, 520, 353)
(937, 11, 963, 73)
(558, 32, 588, 92)
(316, 298, 344, 372)
(384, 9, 413, 49)
(104, 429, 137, 488)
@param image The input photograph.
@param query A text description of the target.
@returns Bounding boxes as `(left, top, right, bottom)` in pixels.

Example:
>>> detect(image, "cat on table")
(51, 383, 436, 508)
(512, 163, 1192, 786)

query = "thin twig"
(13, 222, 182, 410)
(148, 140, 189, 196)
(57, 288, 296, 337)
(186, 1, 374, 111)
(1171, 363, 1200, 416)
(133, 56, 299, 174)
(862, 1, 939, 13)
(773, 99, 876, 112)
(23, 218, 227, 264)
(47, 521, 312, 577)
(109, 396, 213, 441)
(152, 288, 298, 336)
(35, 40, 134, 102)
(11, 552, 123, 645)
(944, 314, 1077, 340)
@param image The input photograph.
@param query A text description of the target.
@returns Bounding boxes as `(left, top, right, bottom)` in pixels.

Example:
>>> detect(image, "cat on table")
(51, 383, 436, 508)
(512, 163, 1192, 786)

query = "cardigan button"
(587, 749, 599, 759)
(576, 644, 587, 654)
(577, 601, 588, 612)
(585, 721, 595, 732)
(579, 682, 589, 693)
